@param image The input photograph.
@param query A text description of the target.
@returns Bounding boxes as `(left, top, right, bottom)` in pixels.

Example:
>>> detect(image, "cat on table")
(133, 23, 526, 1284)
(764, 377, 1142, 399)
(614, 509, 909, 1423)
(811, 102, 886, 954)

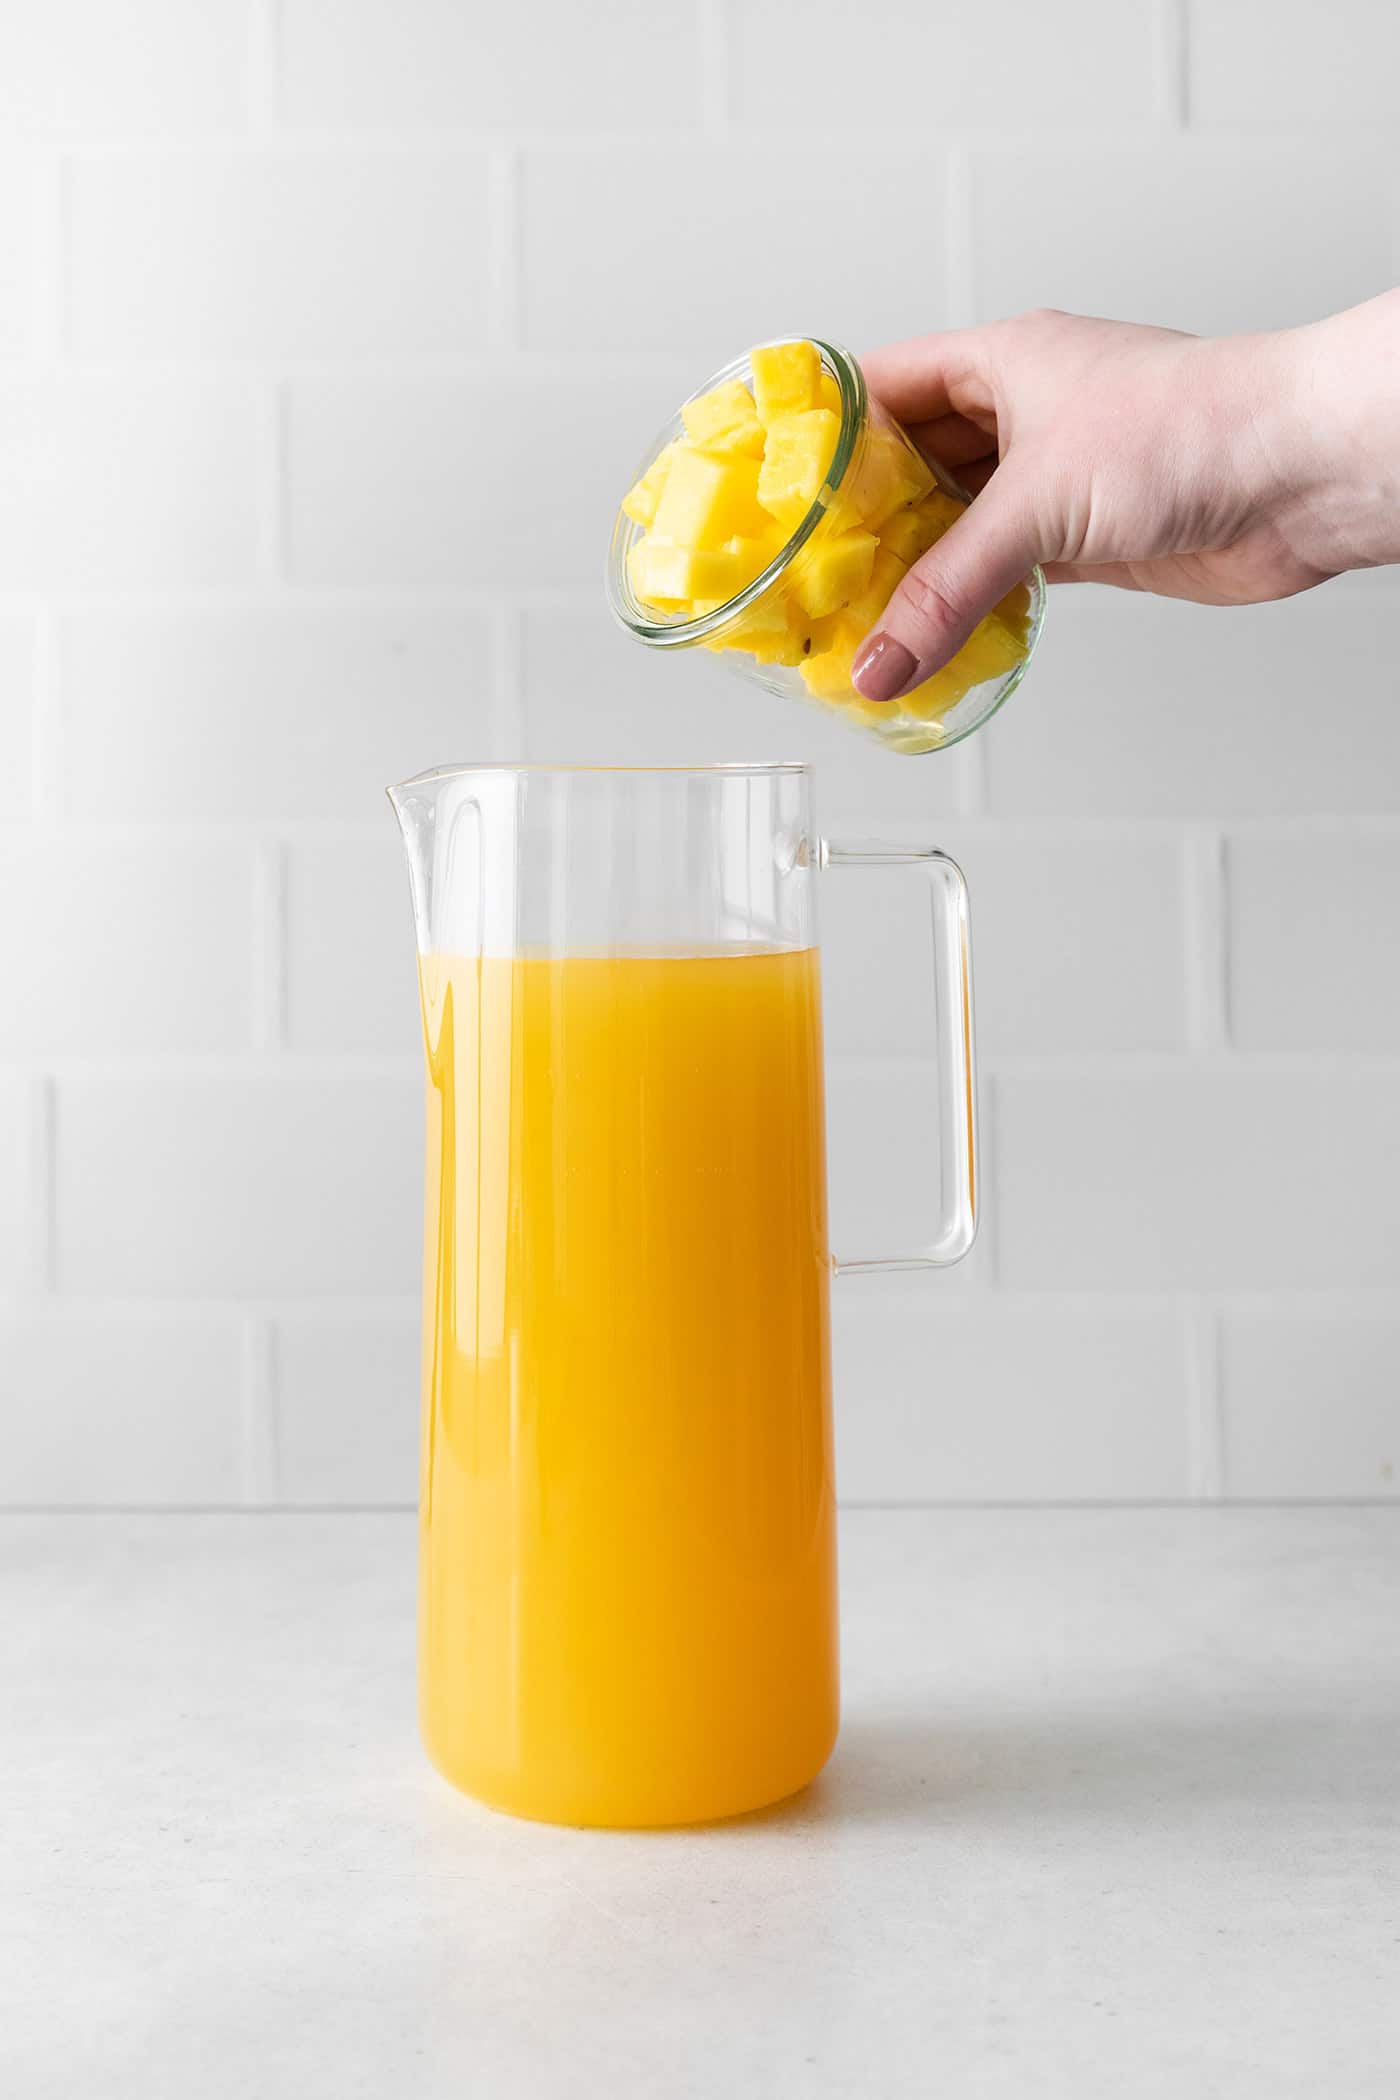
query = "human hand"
(852, 297, 1400, 704)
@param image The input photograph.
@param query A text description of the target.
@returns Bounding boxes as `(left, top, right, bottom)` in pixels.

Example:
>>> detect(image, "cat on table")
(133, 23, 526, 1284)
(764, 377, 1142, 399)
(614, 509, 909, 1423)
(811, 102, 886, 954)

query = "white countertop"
(6, 1508, 1399, 2098)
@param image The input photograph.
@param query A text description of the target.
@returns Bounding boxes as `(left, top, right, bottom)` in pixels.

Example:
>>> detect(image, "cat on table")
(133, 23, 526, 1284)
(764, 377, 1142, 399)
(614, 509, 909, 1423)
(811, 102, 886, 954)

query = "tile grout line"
(241, 1316, 279, 1505)
(1155, 0, 1191, 129)
(2, 1287, 1399, 1321)
(698, 0, 729, 139)
(1184, 1299, 1224, 1498)
(1183, 828, 1229, 1052)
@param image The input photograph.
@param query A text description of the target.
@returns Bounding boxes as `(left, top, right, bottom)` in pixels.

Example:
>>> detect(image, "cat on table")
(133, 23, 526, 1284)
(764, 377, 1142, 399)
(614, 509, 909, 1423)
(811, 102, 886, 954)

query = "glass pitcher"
(389, 762, 977, 1828)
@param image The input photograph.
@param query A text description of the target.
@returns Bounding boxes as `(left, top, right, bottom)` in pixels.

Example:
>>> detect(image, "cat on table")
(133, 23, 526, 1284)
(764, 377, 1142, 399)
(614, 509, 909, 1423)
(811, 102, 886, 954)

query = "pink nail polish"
(851, 633, 918, 704)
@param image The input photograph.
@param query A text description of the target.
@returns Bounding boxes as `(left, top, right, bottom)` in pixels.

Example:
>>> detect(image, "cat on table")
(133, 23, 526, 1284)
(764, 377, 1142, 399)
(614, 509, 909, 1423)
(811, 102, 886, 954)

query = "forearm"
(1270, 291, 1400, 576)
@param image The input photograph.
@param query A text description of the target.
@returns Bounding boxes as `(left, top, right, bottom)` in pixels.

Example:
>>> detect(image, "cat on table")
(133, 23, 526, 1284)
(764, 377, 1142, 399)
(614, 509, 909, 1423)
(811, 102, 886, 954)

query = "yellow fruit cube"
(626, 538, 703, 608)
(727, 532, 784, 590)
(844, 546, 910, 634)
(900, 670, 965, 722)
(629, 532, 777, 609)
(791, 527, 878, 620)
(706, 591, 810, 666)
(849, 423, 935, 527)
(757, 408, 840, 528)
(876, 506, 931, 566)
(682, 379, 764, 459)
(798, 619, 864, 700)
(993, 579, 1033, 641)
(911, 489, 966, 539)
(651, 448, 769, 550)
(799, 644, 857, 700)
(813, 483, 864, 537)
(957, 609, 1029, 686)
(705, 588, 793, 651)
(621, 441, 680, 528)
(878, 485, 967, 565)
(751, 339, 822, 424)
(818, 370, 842, 417)
(901, 611, 1027, 721)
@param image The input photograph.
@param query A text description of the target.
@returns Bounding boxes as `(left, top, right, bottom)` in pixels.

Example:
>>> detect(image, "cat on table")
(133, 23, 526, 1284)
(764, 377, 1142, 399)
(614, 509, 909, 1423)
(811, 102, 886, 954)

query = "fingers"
(851, 466, 1042, 704)
(907, 412, 995, 470)
(861, 330, 997, 426)
(948, 457, 997, 497)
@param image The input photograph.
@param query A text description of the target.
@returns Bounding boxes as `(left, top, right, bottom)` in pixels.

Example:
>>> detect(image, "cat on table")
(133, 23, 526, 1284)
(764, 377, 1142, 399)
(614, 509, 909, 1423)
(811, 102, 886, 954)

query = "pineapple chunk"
(849, 423, 935, 527)
(994, 579, 1033, 640)
(845, 546, 910, 634)
(876, 505, 933, 566)
(757, 408, 841, 528)
(901, 660, 972, 723)
(900, 679, 961, 723)
(818, 370, 842, 417)
(878, 489, 967, 566)
(799, 645, 858, 701)
(629, 533, 774, 608)
(799, 618, 863, 700)
(621, 441, 680, 528)
(751, 339, 821, 424)
(651, 448, 769, 550)
(682, 379, 764, 459)
(901, 609, 1028, 721)
(911, 488, 966, 539)
(791, 527, 878, 620)
(957, 609, 1029, 686)
(706, 591, 810, 666)
(725, 532, 786, 593)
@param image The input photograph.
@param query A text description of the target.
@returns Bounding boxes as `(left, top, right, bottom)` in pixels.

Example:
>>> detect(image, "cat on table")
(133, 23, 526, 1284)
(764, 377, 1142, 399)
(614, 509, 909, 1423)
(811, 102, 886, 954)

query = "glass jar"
(605, 338, 1046, 757)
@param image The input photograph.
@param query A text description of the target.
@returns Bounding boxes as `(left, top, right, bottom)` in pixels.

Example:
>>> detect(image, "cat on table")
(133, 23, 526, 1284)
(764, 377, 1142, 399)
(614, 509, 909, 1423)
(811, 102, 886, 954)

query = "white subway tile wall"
(0, 0, 1397, 1507)
(0, 1077, 32, 1292)
(67, 151, 492, 360)
(0, 618, 35, 821)
(970, 144, 1395, 336)
(521, 148, 950, 356)
(0, 381, 263, 588)
(730, 0, 1163, 133)
(0, 2, 251, 137)
(272, 1313, 419, 1506)
(0, 154, 37, 360)
(1, 1314, 246, 1504)
(1188, 0, 1400, 128)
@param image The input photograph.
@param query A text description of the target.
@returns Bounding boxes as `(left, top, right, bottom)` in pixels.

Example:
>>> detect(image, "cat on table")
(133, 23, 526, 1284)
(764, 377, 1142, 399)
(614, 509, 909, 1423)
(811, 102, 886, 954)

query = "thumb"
(851, 467, 1042, 704)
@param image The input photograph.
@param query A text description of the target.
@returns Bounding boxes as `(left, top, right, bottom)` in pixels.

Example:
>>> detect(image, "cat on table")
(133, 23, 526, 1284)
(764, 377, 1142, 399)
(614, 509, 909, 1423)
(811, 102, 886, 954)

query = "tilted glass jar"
(605, 337, 1046, 757)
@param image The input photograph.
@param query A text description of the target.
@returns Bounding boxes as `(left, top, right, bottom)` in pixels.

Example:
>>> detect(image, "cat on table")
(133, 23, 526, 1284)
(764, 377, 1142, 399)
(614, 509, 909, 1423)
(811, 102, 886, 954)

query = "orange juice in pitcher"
(418, 947, 836, 1827)
(390, 764, 977, 1827)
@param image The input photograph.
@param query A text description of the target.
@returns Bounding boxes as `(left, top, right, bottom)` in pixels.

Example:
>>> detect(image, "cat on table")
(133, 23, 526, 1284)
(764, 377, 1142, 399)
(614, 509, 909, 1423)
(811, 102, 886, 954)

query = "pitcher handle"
(819, 838, 978, 1273)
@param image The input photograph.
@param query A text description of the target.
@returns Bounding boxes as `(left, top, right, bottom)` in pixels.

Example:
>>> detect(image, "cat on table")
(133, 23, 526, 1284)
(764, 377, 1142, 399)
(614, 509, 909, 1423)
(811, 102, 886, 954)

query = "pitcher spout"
(388, 764, 520, 962)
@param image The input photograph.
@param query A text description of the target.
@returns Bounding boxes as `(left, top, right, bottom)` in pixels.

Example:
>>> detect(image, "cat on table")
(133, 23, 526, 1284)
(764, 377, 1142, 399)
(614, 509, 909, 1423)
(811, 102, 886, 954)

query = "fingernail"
(851, 633, 917, 704)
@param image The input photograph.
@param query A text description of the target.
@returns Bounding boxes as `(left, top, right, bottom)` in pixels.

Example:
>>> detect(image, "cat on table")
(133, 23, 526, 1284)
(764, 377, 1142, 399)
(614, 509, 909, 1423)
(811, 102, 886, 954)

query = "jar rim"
(603, 337, 868, 650)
